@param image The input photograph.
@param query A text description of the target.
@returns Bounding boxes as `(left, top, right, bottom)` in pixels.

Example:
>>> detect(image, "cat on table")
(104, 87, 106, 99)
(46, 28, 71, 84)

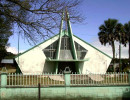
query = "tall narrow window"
(61, 35, 71, 50)
(60, 35, 73, 59)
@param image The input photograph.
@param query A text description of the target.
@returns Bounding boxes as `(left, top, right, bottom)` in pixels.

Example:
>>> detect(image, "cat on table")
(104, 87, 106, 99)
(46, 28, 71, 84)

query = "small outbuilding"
(1, 59, 14, 68)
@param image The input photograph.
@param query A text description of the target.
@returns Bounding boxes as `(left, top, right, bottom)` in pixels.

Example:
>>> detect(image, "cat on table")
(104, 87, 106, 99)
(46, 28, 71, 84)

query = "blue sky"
(8, 0, 130, 58)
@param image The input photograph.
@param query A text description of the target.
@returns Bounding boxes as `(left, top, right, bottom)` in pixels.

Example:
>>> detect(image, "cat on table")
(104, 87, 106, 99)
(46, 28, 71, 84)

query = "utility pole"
(119, 33, 122, 72)
(16, 31, 20, 73)
(18, 32, 20, 64)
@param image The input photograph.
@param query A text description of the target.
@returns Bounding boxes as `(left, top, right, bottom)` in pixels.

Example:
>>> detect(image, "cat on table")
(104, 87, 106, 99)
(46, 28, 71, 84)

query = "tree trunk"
(128, 36, 130, 66)
(111, 41, 115, 72)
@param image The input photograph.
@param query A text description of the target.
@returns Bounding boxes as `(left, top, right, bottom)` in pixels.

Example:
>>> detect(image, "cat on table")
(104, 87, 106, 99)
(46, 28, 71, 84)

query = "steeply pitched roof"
(15, 34, 58, 58)
(74, 35, 112, 59)
(15, 34, 112, 59)
(15, 10, 112, 59)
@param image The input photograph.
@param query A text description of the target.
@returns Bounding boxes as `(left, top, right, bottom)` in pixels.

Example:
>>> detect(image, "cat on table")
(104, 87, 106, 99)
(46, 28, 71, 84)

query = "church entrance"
(58, 62, 76, 73)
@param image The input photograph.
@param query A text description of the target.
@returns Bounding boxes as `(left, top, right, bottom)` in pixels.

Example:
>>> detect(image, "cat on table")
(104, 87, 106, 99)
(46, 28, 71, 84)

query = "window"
(61, 35, 71, 50)
(43, 40, 58, 59)
(75, 41, 88, 59)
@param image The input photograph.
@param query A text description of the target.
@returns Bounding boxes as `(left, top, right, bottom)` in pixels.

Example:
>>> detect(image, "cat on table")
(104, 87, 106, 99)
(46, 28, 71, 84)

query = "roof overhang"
(46, 58, 89, 62)
(1, 59, 14, 64)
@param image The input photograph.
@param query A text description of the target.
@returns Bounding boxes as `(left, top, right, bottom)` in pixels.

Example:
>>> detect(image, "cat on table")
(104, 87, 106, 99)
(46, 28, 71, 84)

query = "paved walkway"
(49, 75, 64, 81)
(49, 74, 104, 82)
(88, 74, 104, 81)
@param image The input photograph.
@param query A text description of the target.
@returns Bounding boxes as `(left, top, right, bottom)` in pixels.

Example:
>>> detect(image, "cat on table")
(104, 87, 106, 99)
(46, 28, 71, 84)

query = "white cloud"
(91, 39, 129, 58)
(6, 47, 25, 54)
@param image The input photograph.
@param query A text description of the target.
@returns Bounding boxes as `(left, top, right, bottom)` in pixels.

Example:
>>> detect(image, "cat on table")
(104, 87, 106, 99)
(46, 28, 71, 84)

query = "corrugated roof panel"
(1, 59, 14, 64)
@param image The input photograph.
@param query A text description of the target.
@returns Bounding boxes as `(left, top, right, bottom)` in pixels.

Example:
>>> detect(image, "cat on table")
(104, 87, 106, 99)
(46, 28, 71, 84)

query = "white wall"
(15, 35, 59, 74)
(15, 35, 111, 74)
(74, 36, 112, 74)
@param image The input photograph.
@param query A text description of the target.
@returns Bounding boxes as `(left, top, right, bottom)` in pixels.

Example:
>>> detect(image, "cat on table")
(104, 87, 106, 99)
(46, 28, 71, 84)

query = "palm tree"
(124, 21, 130, 65)
(98, 19, 120, 69)
(115, 23, 125, 72)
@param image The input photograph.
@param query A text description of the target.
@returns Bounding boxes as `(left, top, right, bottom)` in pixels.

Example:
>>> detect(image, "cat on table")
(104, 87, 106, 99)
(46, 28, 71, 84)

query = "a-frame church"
(15, 12, 112, 74)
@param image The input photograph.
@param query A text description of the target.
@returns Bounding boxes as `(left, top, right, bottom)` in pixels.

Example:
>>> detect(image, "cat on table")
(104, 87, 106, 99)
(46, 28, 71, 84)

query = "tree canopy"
(98, 19, 119, 58)
(98, 19, 130, 70)
(98, 19, 124, 70)
(124, 21, 130, 65)
(0, 15, 12, 63)
(0, 0, 83, 44)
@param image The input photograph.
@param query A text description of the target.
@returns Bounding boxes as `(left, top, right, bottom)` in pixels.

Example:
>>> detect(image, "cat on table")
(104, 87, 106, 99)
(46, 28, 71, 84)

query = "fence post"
(64, 67, 71, 86)
(1, 67, 7, 87)
(1, 72, 7, 87)
(38, 83, 41, 100)
(128, 71, 130, 84)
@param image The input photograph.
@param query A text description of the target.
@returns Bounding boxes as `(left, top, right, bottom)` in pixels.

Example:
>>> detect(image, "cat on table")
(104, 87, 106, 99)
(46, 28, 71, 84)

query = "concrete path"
(49, 75, 64, 81)
(88, 74, 104, 81)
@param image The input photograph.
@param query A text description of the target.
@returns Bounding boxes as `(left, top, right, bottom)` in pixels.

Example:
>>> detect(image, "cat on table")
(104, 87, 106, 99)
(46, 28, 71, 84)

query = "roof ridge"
(15, 34, 59, 58)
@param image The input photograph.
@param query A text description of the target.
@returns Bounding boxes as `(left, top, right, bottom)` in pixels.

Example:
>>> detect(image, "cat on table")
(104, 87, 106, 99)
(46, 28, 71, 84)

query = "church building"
(15, 12, 112, 74)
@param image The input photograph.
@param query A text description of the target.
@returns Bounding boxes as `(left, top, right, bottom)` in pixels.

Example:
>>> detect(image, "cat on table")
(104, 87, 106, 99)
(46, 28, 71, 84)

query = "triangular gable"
(73, 35, 112, 59)
(15, 34, 59, 58)
(14, 10, 112, 74)
(15, 34, 112, 59)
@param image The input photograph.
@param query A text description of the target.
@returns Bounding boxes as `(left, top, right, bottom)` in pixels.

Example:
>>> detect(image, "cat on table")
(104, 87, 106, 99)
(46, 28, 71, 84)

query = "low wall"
(1, 72, 130, 100)
(1, 86, 130, 100)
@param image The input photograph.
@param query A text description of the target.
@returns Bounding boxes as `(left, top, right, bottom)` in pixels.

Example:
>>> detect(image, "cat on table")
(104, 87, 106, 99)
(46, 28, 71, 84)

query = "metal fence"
(7, 73, 65, 87)
(71, 72, 129, 86)
(0, 72, 129, 87)
(0, 73, 1, 86)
